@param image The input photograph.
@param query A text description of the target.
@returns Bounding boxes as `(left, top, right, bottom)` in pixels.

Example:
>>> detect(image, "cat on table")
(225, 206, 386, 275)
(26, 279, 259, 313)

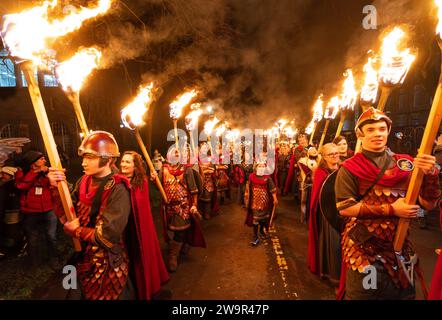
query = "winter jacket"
(15, 169, 53, 214)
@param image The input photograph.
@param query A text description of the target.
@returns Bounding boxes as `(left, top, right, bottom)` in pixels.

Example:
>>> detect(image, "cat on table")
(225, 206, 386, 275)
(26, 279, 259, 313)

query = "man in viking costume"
(48, 131, 150, 300)
(334, 108, 440, 300)
(152, 147, 206, 273)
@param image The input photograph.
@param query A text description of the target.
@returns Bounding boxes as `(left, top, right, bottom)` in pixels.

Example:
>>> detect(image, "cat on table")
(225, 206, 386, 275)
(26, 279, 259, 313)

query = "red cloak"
(428, 205, 442, 300)
(342, 152, 412, 187)
(284, 154, 297, 194)
(307, 166, 329, 275)
(128, 179, 170, 300)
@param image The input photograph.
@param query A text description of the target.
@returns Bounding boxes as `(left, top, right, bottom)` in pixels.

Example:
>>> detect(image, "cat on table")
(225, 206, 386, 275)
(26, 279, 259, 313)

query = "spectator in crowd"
(15, 150, 58, 269)
(0, 166, 22, 258)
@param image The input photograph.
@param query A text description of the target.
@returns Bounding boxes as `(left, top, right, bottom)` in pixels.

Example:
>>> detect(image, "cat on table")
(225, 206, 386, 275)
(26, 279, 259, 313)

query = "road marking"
(268, 225, 297, 298)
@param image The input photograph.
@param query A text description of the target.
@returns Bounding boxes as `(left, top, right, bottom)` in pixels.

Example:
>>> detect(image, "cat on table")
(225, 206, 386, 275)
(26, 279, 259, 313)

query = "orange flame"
(324, 96, 341, 120)
(1, 0, 112, 64)
(436, 0, 442, 38)
(340, 69, 357, 111)
(379, 27, 415, 86)
(56, 47, 101, 92)
(225, 129, 240, 142)
(185, 108, 203, 131)
(215, 122, 228, 137)
(360, 57, 379, 104)
(312, 94, 324, 122)
(283, 126, 297, 138)
(305, 120, 315, 135)
(120, 83, 154, 130)
(169, 89, 198, 119)
(204, 117, 220, 135)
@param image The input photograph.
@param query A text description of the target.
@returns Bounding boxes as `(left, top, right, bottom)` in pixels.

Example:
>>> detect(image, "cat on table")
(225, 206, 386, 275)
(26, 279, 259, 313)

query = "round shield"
(319, 170, 344, 233)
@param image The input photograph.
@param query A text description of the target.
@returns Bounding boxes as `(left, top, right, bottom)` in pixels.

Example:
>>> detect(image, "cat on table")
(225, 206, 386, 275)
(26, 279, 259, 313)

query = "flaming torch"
(185, 105, 203, 162)
(56, 47, 102, 137)
(394, 1, 442, 253)
(169, 89, 198, 148)
(377, 27, 416, 112)
(319, 96, 340, 151)
(1, 0, 113, 252)
(308, 94, 324, 145)
(335, 69, 357, 138)
(356, 57, 380, 152)
(120, 83, 168, 203)
(204, 117, 220, 157)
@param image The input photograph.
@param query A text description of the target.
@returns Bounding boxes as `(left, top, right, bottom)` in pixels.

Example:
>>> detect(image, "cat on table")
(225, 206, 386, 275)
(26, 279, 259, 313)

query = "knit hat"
(23, 150, 44, 166)
(1, 166, 18, 176)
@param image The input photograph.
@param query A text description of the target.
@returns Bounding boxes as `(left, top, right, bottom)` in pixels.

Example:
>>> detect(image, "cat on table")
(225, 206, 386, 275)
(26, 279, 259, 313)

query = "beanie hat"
(23, 150, 44, 166)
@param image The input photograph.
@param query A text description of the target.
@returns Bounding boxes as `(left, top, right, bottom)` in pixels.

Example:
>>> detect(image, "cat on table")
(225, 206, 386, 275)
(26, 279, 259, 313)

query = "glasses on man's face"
(325, 152, 339, 157)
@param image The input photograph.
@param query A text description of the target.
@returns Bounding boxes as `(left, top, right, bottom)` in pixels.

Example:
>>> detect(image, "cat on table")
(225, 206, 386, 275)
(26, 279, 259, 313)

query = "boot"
(180, 243, 191, 257)
(168, 240, 183, 272)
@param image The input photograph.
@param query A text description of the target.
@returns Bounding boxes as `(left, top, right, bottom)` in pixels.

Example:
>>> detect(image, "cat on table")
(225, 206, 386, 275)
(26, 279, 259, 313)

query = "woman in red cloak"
(120, 151, 169, 300)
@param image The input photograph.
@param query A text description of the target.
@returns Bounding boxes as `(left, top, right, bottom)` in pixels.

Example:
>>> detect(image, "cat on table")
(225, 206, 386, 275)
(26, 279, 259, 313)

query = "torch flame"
(283, 126, 297, 139)
(276, 119, 287, 129)
(56, 47, 101, 92)
(324, 96, 341, 120)
(305, 120, 315, 135)
(378, 27, 416, 86)
(215, 123, 227, 138)
(204, 117, 220, 135)
(312, 94, 324, 122)
(360, 57, 379, 104)
(120, 83, 154, 130)
(225, 129, 240, 142)
(436, 0, 442, 38)
(340, 69, 358, 111)
(169, 89, 198, 120)
(1, 0, 112, 64)
(185, 108, 203, 131)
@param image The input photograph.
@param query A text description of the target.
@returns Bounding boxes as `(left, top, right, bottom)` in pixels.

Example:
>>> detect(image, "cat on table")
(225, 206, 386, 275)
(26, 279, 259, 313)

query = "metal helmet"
(78, 131, 120, 158)
(355, 107, 392, 135)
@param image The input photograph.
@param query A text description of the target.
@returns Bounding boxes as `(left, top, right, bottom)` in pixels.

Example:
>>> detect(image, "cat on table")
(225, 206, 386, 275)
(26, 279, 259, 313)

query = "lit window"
(44, 73, 58, 87)
(0, 49, 16, 87)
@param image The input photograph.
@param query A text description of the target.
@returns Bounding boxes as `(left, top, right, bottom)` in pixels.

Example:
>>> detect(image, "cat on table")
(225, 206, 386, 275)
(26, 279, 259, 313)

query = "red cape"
(428, 205, 442, 300)
(284, 154, 297, 194)
(128, 179, 170, 300)
(307, 166, 329, 275)
(342, 152, 412, 187)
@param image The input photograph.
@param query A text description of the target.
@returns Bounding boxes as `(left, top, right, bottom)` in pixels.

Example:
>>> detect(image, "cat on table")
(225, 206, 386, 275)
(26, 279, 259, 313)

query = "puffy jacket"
(15, 169, 53, 214)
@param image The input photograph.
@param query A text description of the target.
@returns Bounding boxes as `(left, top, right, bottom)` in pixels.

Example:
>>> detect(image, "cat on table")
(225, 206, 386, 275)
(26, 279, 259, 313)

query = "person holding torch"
(334, 108, 440, 300)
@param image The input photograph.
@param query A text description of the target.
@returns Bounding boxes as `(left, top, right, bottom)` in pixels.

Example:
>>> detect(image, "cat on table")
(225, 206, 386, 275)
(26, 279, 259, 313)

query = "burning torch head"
(78, 131, 120, 158)
(355, 107, 392, 138)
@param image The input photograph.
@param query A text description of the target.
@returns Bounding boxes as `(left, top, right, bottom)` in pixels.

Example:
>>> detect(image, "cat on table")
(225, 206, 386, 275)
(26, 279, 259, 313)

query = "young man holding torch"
(334, 108, 440, 300)
(47, 131, 140, 300)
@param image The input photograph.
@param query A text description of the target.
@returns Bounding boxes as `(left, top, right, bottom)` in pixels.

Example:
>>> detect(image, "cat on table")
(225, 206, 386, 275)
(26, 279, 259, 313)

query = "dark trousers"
(22, 211, 57, 265)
